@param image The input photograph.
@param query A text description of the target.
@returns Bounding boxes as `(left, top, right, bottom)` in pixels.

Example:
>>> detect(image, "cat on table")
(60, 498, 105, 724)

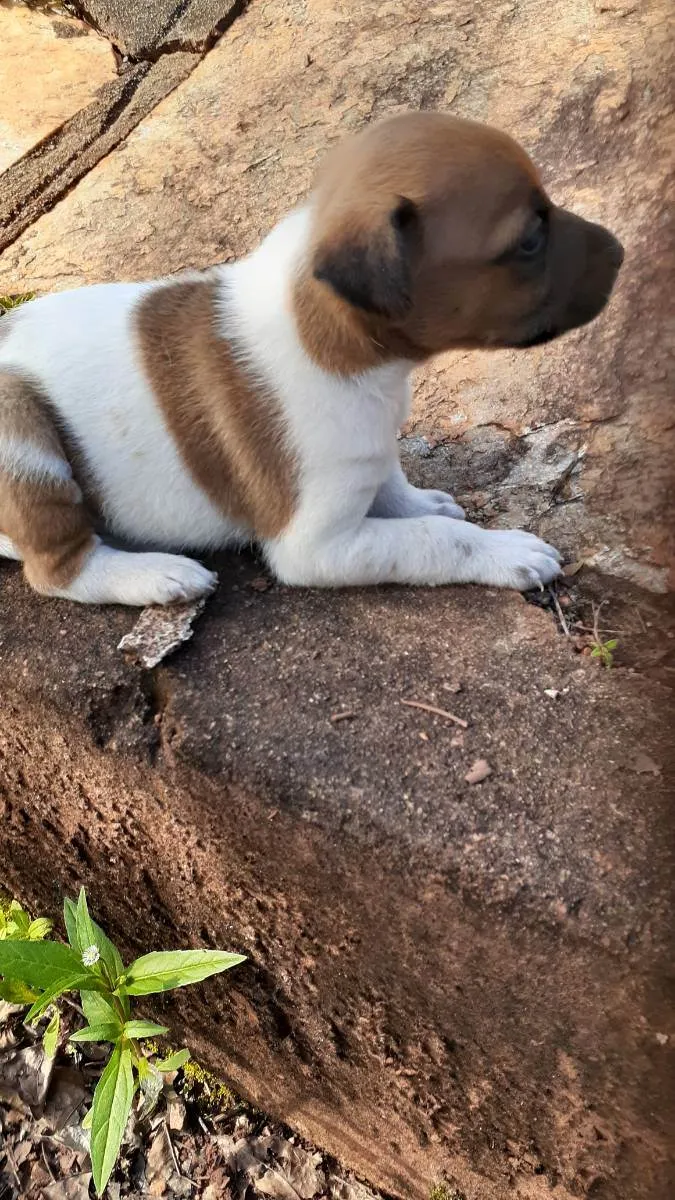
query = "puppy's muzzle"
(511, 211, 624, 348)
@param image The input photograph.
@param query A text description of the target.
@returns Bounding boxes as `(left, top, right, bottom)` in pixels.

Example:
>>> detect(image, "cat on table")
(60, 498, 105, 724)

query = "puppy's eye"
(515, 216, 547, 259)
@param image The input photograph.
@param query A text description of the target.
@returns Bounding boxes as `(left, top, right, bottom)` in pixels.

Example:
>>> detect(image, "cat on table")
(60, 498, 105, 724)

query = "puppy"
(0, 112, 623, 606)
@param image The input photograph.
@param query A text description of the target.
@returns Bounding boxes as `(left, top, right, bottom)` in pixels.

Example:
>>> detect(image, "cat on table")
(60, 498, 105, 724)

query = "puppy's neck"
(246, 206, 426, 377)
(292, 269, 430, 375)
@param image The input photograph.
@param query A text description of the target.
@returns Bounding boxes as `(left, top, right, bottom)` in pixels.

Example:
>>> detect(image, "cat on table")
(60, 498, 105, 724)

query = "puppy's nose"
(610, 235, 625, 269)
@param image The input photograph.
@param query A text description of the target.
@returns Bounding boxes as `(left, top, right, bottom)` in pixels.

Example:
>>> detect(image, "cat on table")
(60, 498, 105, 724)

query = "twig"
(164, 1122, 195, 1186)
(572, 623, 629, 636)
(592, 600, 607, 646)
(401, 699, 469, 728)
(633, 606, 648, 634)
(41, 1142, 56, 1182)
(2, 1145, 21, 1190)
(61, 995, 85, 1018)
(330, 710, 356, 723)
(550, 589, 570, 638)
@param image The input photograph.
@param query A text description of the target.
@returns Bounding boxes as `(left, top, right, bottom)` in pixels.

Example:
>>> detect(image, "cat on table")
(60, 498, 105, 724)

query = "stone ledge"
(0, 52, 199, 255)
(1, 553, 673, 1199)
(71, 0, 245, 60)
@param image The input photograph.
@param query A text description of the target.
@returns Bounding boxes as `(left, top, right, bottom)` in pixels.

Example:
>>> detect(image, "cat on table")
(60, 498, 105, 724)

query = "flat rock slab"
(1, 553, 673, 1198)
(0, 4, 115, 174)
(0, 51, 200, 254)
(75, 0, 242, 58)
(1, 0, 671, 592)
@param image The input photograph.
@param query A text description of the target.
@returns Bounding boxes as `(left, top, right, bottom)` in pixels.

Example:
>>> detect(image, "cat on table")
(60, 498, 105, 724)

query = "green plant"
(429, 1186, 465, 1200)
(590, 637, 618, 668)
(429, 1185, 464, 1200)
(0, 900, 53, 1003)
(0, 292, 35, 315)
(0, 888, 245, 1195)
(589, 601, 618, 668)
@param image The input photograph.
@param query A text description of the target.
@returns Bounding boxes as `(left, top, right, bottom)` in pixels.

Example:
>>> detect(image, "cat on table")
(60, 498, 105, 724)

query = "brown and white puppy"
(0, 112, 623, 605)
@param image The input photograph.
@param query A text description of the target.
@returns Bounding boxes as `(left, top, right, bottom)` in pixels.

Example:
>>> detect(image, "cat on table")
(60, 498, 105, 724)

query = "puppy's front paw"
(473, 529, 562, 591)
(421, 488, 466, 520)
(115, 553, 218, 606)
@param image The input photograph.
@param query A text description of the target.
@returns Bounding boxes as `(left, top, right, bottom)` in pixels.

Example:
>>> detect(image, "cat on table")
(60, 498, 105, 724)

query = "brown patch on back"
(135, 279, 297, 539)
(0, 372, 95, 589)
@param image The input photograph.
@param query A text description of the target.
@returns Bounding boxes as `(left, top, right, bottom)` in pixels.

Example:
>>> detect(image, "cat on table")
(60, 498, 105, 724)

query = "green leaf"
(8, 902, 30, 936)
(75, 888, 98, 957)
(70, 1022, 122, 1044)
(122, 950, 246, 996)
(604, 639, 619, 651)
(123, 1020, 169, 1039)
(82, 1105, 94, 1130)
(28, 918, 53, 941)
(91, 918, 125, 989)
(0, 978, 40, 1004)
(90, 1041, 134, 1196)
(155, 1047, 190, 1072)
(80, 990, 119, 1026)
(64, 897, 79, 950)
(26, 972, 100, 1023)
(74, 889, 124, 988)
(43, 1009, 60, 1059)
(0, 939, 90, 989)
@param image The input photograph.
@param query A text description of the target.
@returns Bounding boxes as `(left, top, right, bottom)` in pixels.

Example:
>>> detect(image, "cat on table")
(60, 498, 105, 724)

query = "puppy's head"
(308, 112, 623, 359)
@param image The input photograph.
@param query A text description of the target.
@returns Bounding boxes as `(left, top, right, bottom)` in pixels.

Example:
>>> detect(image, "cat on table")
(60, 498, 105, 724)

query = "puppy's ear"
(314, 198, 420, 318)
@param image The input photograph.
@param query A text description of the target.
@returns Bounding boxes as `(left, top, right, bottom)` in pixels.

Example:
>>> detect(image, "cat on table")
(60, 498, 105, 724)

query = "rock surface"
(0, 4, 115, 175)
(0, 0, 671, 590)
(1, 1, 674, 1197)
(75, 0, 243, 58)
(1, 553, 673, 1199)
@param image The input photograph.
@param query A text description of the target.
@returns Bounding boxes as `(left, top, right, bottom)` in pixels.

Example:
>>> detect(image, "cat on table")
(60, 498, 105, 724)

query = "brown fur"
(294, 112, 622, 373)
(135, 279, 297, 539)
(0, 373, 95, 589)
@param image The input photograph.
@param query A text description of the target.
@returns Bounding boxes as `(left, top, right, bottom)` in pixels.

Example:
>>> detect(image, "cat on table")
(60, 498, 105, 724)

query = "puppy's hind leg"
(0, 372, 217, 606)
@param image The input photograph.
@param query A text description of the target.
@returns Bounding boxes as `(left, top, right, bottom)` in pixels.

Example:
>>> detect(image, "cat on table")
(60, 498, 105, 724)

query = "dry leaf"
(562, 560, 585, 576)
(146, 1125, 177, 1195)
(271, 1144, 324, 1198)
(43, 1174, 93, 1200)
(43, 1067, 88, 1131)
(167, 1092, 187, 1132)
(258, 1168, 304, 1199)
(464, 758, 492, 784)
(0, 1044, 54, 1107)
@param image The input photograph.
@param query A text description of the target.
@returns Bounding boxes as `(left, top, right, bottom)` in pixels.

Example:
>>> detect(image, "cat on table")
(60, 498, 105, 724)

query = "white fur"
(0, 437, 75, 486)
(38, 540, 217, 606)
(0, 208, 561, 604)
(0, 534, 21, 560)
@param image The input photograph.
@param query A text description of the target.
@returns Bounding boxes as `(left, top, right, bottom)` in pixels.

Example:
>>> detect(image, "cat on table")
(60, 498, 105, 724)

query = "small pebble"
(465, 758, 492, 784)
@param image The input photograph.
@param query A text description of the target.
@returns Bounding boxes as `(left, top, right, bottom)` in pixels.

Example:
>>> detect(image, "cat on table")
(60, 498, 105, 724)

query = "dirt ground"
(0, 998, 383, 1200)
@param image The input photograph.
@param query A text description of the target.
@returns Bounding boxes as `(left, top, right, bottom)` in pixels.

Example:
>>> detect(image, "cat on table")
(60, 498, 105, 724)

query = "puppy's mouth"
(506, 326, 559, 349)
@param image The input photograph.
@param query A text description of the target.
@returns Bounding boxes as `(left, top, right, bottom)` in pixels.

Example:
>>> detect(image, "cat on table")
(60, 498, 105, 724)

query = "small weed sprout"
(429, 1185, 465, 1200)
(0, 888, 245, 1195)
(590, 601, 619, 668)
